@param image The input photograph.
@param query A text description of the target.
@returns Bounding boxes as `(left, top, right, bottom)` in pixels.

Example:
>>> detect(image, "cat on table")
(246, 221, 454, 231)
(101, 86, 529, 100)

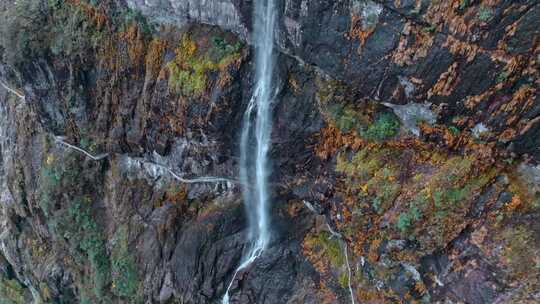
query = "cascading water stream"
(222, 0, 276, 302)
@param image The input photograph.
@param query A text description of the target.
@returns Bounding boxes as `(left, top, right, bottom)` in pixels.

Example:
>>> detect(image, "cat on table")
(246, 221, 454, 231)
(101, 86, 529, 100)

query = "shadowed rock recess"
(0, 0, 538, 303)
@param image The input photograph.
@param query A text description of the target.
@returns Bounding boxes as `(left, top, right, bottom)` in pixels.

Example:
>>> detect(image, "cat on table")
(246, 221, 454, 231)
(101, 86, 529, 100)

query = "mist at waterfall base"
(222, 0, 276, 303)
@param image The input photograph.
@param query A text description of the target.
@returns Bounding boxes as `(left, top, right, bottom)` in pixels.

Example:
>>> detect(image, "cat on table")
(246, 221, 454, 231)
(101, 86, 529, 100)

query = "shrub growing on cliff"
(477, 6, 493, 22)
(40, 152, 111, 301)
(362, 112, 400, 141)
(167, 33, 242, 96)
(397, 204, 422, 235)
(111, 228, 139, 300)
(327, 105, 360, 133)
(66, 197, 111, 299)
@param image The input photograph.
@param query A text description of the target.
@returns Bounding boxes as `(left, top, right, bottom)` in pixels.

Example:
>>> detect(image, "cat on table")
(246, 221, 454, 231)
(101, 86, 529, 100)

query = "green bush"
(111, 228, 139, 300)
(362, 113, 400, 141)
(396, 205, 422, 235)
(167, 33, 242, 95)
(210, 37, 242, 61)
(66, 198, 110, 298)
(40, 152, 111, 301)
(477, 6, 493, 22)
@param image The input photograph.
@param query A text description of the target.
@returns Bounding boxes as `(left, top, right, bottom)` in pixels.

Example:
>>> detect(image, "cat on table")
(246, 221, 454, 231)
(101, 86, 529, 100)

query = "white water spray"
(223, 0, 276, 302)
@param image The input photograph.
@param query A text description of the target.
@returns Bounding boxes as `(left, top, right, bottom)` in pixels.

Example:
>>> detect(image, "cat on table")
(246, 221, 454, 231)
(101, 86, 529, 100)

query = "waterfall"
(222, 0, 276, 302)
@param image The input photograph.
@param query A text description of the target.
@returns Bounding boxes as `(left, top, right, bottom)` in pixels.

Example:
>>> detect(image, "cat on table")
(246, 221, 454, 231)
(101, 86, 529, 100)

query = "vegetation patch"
(0, 0, 156, 68)
(337, 147, 401, 217)
(111, 227, 139, 300)
(396, 156, 496, 249)
(166, 32, 242, 96)
(362, 113, 400, 141)
(477, 6, 493, 22)
(303, 231, 345, 269)
(323, 102, 400, 142)
(40, 151, 111, 302)
(0, 278, 27, 304)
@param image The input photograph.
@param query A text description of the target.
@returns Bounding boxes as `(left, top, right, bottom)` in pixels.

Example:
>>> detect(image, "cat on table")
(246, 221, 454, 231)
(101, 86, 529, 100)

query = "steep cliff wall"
(0, 0, 538, 303)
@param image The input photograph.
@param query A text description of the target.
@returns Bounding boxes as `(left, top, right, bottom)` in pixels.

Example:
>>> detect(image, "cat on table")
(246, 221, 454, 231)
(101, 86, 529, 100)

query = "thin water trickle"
(222, 0, 276, 302)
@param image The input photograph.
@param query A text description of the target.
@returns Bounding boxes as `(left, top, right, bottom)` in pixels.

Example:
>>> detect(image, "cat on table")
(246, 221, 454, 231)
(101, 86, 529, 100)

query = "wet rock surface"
(0, 0, 538, 303)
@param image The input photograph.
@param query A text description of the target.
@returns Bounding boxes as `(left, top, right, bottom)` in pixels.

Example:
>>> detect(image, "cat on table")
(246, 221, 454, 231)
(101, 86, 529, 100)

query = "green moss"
(318, 81, 399, 142)
(306, 231, 345, 268)
(336, 148, 389, 180)
(403, 156, 495, 247)
(0, 278, 26, 304)
(497, 72, 509, 83)
(423, 25, 437, 34)
(368, 167, 400, 213)
(316, 78, 347, 105)
(327, 105, 360, 133)
(66, 198, 111, 299)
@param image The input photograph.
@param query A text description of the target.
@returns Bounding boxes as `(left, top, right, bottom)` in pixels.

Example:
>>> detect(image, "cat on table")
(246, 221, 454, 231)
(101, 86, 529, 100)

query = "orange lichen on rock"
(314, 124, 363, 160)
(317, 281, 339, 304)
(428, 62, 460, 98)
(444, 35, 479, 62)
(499, 85, 535, 115)
(424, 0, 469, 36)
(145, 38, 168, 79)
(464, 87, 497, 110)
(348, 14, 374, 52)
(367, 238, 382, 262)
(392, 22, 435, 66)
(424, 0, 499, 38)
(418, 123, 467, 149)
(120, 24, 148, 65)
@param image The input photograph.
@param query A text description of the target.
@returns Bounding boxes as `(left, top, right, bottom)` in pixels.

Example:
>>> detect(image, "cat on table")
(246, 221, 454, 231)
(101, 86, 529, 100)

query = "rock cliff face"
(0, 0, 538, 303)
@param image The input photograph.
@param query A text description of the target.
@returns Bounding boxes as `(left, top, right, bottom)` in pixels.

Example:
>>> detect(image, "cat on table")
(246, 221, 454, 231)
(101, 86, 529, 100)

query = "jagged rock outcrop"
(0, 0, 538, 303)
